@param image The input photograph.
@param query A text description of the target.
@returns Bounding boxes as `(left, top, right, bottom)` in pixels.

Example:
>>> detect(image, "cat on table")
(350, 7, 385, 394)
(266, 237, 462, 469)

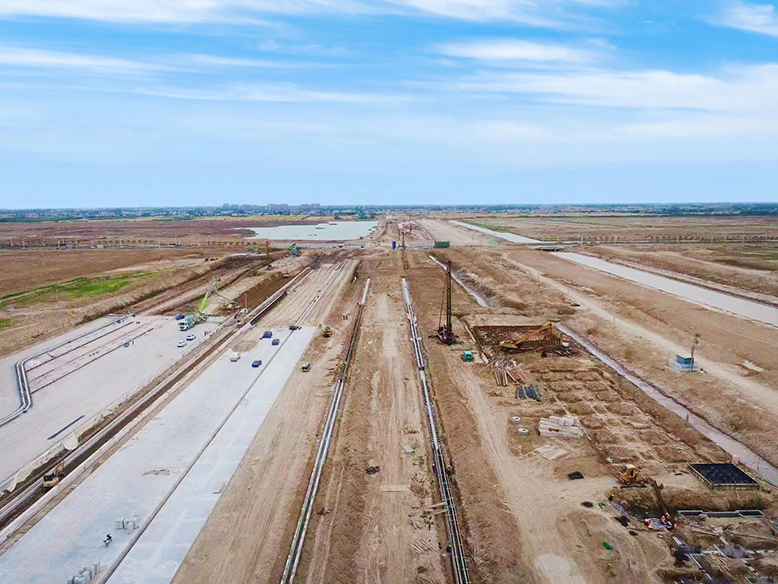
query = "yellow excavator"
(618, 464, 648, 487)
(42, 463, 65, 489)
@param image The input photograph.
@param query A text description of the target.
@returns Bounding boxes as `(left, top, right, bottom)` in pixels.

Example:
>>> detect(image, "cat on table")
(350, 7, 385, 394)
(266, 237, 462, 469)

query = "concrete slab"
(107, 327, 316, 584)
(0, 317, 119, 420)
(0, 316, 222, 486)
(0, 327, 313, 584)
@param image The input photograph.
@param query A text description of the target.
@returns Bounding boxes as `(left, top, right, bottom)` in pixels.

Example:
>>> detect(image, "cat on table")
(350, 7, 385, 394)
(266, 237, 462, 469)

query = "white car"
(230, 352, 241, 362)
(177, 340, 187, 348)
(186, 334, 196, 342)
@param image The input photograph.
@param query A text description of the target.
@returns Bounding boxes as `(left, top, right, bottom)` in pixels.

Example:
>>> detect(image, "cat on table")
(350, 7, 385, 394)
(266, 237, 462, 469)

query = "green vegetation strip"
(0, 272, 154, 307)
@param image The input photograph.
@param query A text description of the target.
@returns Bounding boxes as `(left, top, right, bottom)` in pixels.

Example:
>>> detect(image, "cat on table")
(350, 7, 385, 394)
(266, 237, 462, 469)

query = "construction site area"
(0, 214, 777, 584)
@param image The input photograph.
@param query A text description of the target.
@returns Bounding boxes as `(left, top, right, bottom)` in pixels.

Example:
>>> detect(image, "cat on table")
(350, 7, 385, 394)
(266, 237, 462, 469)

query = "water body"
(449, 221, 542, 244)
(248, 221, 378, 241)
(558, 324, 778, 486)
(555, 253, 778, 327)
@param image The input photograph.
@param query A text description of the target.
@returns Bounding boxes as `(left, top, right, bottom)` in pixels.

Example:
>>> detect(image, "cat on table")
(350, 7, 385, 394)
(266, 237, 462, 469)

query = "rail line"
(280, 277, 370, 584)
(402, 278, 470, 584)
(0, 269, 312, 535)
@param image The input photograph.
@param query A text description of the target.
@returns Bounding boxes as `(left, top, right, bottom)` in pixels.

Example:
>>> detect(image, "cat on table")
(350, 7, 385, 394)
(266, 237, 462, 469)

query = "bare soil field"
(0, 248, 218, 298)
(0, 252, 264, 356)
(0, 214, 347, 248)
(491, 248, 778, 466)
(582, 244, 778, 299)
(405, 250, 778, 583)
(455, 214, 778, 243)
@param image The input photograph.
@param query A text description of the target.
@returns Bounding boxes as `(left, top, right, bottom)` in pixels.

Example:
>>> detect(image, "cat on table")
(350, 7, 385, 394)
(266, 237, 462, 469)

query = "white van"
(230, 352, 241, 362)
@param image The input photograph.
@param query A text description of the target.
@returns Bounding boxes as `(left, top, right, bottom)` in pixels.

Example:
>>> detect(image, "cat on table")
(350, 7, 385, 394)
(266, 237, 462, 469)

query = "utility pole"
(690, 333, 701, 370)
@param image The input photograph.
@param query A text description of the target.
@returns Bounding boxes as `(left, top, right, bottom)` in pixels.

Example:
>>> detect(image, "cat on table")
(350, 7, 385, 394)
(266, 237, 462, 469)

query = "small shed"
(462, 350, 474, 362)
(669, 354, 700, 372)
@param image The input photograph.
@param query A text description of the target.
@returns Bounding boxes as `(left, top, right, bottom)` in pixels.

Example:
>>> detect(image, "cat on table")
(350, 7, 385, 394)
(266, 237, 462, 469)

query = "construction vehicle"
(462, 350, 474, 362)
(437, 260, 455, 345)
(322, 326, 332, 338)
(179, 287, 212, 331)
(618, 464, 648, 487)
(43, 463, 66, 489)
(286, 243, 301, 257)
(499, 323, 561, 353)
(211, 276, 239, 310)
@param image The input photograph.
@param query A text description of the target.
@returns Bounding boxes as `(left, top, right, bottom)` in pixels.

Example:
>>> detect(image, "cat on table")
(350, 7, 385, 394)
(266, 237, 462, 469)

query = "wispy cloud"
(709, 1, 778, 37)
(0, 0, 620, 26)
(423, 64, 778, 112)
(0, 47, 173, 75)
(138, 82, 413, 103)
(438, 39, 597, 63)
(170, 53, 309, 69)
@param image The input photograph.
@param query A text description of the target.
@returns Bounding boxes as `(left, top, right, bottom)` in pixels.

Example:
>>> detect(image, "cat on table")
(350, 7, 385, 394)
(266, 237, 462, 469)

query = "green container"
(433, 241, 450, 248)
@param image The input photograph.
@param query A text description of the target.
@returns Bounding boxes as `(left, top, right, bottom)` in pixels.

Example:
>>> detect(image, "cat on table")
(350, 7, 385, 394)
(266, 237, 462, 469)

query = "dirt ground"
(0, 248, 218, 298)
(581, 244, 778, 300)
(457, 214, 778, 243)
(0, 215, 347, 248)
(493, 248, 778, 466)
(301, 255, 448, 583)
(0, 254, 264, 357)
(404, 249, 778, 583)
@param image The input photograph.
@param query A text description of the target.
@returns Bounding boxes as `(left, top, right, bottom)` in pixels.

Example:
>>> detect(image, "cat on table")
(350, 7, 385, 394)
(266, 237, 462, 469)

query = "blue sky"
(0, 0, 777, 208)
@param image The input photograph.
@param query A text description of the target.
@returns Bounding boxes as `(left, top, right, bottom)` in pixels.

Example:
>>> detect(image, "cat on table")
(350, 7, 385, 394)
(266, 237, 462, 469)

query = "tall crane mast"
(437, 260, 455, 345)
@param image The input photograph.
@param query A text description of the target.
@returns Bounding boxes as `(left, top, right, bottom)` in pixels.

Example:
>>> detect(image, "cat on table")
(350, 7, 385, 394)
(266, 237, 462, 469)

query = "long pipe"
(402, 278, 470, 584)
(281, 278, 370, 583)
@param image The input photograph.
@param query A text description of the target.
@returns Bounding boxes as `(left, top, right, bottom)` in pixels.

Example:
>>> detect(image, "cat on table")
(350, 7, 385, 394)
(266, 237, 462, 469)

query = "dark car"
(252, 360, 262, 368)
(272, 338, 280, 346)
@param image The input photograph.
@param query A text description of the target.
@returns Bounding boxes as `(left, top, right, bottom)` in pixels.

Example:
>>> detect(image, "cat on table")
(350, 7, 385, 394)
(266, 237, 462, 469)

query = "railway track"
(0, 269, 312, 537)
(402, 278, 470, 584)
(280, 277, 370, 584)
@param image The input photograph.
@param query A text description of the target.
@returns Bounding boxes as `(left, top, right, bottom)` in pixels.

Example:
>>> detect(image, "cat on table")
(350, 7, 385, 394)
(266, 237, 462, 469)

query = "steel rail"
(402, 278, 470, 584)
(281, 277, 369, 584)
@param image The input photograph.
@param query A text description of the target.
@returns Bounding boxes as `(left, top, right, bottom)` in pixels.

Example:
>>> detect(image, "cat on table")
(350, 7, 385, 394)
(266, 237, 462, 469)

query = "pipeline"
(281, 278, 370, 583)
(402, 278, 470, 584)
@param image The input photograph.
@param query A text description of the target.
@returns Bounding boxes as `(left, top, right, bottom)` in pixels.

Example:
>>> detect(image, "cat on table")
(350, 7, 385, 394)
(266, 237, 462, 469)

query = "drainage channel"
(402, 278, 470, 584)
(281, 277, 370, 583)
(557, 323, 778, 487)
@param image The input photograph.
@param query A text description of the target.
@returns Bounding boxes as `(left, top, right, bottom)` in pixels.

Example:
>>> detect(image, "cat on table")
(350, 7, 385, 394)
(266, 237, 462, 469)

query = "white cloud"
(711, 1, 778, 37)
(138, 82, 411, 103)
(0, 0, 620, 25)
(438, 39, 595, 62)
(0, 47, 172, 74)
(427, 64, 778, 112)
(171, 53, 303, 68)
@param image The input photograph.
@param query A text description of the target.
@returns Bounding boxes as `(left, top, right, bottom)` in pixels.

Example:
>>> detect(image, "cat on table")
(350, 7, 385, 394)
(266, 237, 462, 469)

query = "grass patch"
(0, 319, 13, 330)
(0, 272, 154, 308)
